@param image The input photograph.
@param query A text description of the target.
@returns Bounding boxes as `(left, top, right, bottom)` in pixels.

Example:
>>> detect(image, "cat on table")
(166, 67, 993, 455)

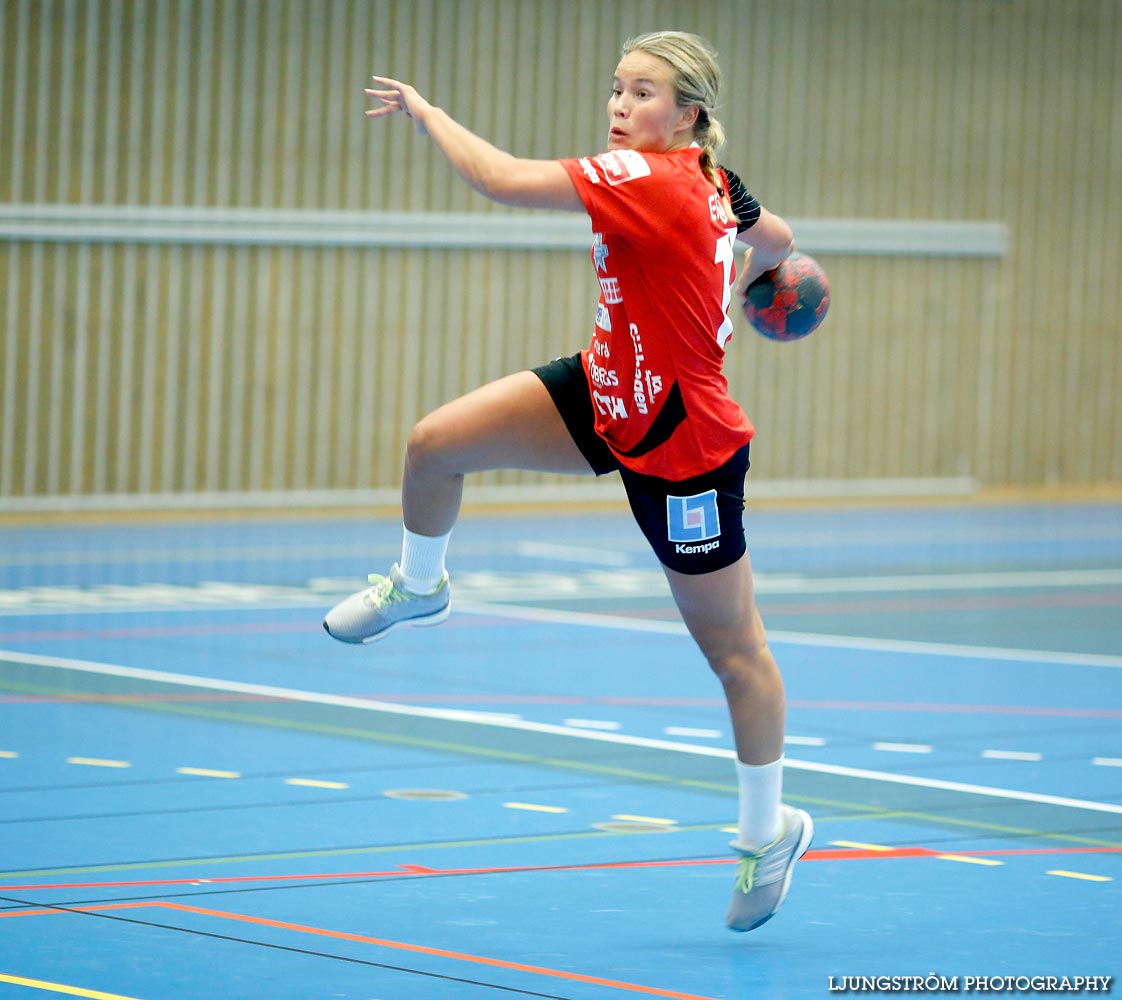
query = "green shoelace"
(733, 852, 763, 894)
(366, 573, 408, 603)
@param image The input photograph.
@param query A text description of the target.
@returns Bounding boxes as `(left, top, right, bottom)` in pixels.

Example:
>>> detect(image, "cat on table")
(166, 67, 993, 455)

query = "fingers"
(368, 76, 409, 102)
(365, 89, 403, 121)
(365, 76, 412, 120)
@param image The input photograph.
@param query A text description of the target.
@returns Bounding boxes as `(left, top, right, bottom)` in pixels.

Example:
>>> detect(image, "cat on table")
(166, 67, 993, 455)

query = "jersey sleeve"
(719, 165, 761, 234)
(559, 150, 664, 237)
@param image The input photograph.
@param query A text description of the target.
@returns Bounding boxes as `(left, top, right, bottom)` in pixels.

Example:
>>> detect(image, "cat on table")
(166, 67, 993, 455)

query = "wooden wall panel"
(1, 0, 1119, 508)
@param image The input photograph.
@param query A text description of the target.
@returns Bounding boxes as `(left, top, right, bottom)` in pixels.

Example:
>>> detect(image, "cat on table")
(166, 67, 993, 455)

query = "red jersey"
(559, 147, 754, 480)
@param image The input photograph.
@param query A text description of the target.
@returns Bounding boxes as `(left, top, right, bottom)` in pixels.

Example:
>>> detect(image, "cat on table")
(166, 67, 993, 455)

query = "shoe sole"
(323, 601, 451, 645)
(729, 808, 815, 933)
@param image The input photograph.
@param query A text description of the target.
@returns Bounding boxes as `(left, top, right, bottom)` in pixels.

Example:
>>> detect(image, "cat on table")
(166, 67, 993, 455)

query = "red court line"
(0, 901, 159, 918)
(7, 845, 1053, 893)
(0, 900, 718, 1000)
(7, 844, 1121, 894)
(7, 843, 1120, 896)
(0, 858, 744, 893)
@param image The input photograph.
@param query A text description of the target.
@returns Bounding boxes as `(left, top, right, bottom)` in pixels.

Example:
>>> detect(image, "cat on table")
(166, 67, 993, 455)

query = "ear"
(673, 104, 700, 135)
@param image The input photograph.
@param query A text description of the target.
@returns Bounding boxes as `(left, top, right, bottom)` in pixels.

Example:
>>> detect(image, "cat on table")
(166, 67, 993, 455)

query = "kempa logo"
(667, 490, 720, 554)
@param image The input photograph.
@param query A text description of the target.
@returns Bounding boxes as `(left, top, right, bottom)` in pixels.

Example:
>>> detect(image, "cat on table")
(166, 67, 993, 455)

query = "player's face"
(606, 51, 697, 153)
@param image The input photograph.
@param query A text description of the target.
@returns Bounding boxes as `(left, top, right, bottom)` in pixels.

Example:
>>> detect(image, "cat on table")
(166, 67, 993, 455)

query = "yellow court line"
(65, 758, 130, 769)
(284, 778, 349, 790)
(176, 767, 241, 778)
(0, 750, 19, 758)
(938, 854, 1004, 867)
(0, 973, 143, 999)
(612, 814, 677, 826)
(830, 840, 894, 852)
(1046, 870, 1112, 882)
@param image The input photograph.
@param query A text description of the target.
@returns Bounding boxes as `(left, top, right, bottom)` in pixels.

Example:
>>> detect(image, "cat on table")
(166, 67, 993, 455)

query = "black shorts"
(532, 354, 750, 575)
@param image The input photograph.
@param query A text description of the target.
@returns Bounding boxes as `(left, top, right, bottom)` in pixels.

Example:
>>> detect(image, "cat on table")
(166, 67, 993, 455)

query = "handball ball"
(742, 251, 830, 341)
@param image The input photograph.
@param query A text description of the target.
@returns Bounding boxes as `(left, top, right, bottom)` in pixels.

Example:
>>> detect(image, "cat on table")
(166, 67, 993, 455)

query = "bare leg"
(663, 552, 785, 764)
(324, 370, 593, 643)
(401, 370, 596, 535)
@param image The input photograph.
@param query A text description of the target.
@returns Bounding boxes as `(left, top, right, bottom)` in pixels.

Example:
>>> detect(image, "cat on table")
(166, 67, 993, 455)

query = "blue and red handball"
(742, 251, 830, 342)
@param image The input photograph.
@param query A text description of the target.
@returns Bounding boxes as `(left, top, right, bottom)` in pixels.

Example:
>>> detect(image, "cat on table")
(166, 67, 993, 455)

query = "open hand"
(365, 76, 432, 135)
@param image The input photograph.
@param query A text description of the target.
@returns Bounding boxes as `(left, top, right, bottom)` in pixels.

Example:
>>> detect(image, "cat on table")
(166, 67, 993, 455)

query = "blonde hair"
(621, 31, 728, 193)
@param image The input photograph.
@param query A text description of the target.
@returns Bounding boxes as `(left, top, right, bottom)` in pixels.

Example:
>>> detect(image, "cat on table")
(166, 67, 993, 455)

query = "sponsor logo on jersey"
(594, 303, 612, 333)
(593, 390, 627, 420)
(578, 157, 600, 184)
(628, 323, 663, 416)
(667, 490, 720, 545)
(588, 357, 619, 388)
(592, 232, 610, 272)
(598, 276, 623, 304)
(595, 149, 651, 185)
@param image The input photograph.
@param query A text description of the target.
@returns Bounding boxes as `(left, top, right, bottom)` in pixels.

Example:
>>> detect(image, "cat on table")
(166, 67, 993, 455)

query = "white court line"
(3, 646, 1122, 817)
(665, 727, 722, 739)
(562, 718, 622, 731)
(785, 736, 828, 747)
(1092, 757, 1122, 768)
(982, 750, 1043, 762)
(873, 742, 933, 754)
(456, 600, 1122, 670)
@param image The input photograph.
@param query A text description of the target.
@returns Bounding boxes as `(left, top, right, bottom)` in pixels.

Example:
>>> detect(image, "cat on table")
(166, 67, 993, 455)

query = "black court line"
(0, 895, 578, 999)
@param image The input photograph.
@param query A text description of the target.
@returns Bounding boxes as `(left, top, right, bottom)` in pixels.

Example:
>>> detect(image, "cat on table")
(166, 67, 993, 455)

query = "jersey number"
(714, 229, 737, 348)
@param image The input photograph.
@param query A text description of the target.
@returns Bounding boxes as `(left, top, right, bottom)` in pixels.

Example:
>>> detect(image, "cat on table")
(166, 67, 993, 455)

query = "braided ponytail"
(694, 107, 729, 194)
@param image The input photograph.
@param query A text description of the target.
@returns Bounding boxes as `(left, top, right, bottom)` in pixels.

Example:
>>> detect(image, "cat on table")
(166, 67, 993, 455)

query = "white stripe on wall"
(0, 205, 1009, 257)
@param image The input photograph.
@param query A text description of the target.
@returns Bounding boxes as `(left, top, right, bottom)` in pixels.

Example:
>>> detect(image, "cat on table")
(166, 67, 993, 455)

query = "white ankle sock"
(398, 527, 451, 594)
(734, 757, 784, 852)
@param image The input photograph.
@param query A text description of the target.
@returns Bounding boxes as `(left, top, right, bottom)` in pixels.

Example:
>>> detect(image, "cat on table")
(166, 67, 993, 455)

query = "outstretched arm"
(366, 76, 583, 212)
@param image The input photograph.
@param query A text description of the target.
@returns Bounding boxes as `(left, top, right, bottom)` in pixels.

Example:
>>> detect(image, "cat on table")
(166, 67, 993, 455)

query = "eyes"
(611, 86, 653, 100)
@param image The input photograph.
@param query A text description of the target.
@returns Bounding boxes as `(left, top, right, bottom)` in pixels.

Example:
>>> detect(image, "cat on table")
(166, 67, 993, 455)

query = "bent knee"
(405, 414, 462, 476)
(700, 638, 773, 686)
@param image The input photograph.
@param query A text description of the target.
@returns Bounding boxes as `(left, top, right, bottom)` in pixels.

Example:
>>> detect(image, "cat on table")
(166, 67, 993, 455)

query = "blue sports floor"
(0, 499, 1120, 999)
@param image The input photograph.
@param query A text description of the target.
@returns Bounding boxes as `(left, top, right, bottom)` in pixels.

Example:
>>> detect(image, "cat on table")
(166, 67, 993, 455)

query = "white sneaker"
(726, 805, 813, 932)
(323, 563, 450, 644)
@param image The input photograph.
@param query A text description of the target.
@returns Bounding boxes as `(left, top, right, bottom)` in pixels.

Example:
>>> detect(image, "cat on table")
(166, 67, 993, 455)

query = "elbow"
(468, 167, 501, 202)
(737, 208, 794, 261)
(754, 223, 795, 271)
(770, 219, 795, 258)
